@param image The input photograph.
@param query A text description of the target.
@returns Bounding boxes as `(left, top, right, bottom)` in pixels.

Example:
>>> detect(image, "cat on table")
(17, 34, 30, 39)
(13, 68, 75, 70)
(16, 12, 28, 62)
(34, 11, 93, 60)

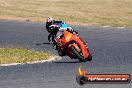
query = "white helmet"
(47, 17, 54, 23)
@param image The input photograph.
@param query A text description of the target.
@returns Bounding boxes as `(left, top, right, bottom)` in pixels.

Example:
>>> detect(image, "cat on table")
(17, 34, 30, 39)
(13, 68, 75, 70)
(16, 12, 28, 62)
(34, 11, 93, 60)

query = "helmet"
(47, 17, 53, 22)
(46, 17, 54, 26)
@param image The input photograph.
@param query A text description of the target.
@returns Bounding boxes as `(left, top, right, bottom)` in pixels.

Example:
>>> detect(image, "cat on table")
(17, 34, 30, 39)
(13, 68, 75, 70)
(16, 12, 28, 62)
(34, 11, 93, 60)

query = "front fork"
(68, 43, 81, 58)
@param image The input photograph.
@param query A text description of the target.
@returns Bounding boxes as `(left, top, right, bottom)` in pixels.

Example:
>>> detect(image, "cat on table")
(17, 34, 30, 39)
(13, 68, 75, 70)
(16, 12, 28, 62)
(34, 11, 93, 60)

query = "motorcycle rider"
(46, 18, 69, 48)
(46, 17, 68, 45)
(46, 17, 79, 56)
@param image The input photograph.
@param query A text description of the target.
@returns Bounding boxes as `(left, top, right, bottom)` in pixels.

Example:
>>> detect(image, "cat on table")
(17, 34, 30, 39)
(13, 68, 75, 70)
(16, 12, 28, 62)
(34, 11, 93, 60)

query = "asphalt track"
(0, 20, 132, 88)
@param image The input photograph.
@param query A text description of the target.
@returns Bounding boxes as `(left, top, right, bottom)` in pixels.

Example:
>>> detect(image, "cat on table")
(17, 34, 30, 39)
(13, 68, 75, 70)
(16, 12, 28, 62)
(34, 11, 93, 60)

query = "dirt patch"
(0, 0, 132, 27)
(0, 16, 97, 26)
(0, 16, 30, 22)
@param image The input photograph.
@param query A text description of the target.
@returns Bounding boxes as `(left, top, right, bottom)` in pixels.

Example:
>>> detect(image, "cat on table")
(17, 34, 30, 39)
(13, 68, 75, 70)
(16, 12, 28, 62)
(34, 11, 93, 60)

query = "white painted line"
(0, 56, 62, 67)
(116, 27, 125, 29)
(102, 25, 111, 28)
(102, 26, 126, 29)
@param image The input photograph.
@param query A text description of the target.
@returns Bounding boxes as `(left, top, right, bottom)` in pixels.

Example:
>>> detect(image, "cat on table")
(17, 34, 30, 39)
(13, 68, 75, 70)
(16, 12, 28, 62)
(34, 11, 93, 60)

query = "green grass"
(0, 48, 52, 64)
(0, 0, 132, 27)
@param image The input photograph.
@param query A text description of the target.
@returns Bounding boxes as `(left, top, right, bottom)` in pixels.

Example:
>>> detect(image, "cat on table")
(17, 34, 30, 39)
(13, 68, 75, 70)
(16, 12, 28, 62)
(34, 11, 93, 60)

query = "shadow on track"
(35, 42, 52, 45)
(54, 61, 82, 63)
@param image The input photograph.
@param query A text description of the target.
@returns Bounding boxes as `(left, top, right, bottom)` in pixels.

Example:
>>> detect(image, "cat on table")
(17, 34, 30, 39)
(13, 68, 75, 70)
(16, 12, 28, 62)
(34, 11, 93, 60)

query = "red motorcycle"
(56, 30, 92, 62)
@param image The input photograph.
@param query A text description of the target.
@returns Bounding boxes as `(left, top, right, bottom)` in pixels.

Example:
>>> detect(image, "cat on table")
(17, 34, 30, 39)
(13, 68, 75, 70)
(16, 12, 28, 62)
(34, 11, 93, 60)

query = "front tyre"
(86, 53, 92, 61)
(69, 46, 86, 62)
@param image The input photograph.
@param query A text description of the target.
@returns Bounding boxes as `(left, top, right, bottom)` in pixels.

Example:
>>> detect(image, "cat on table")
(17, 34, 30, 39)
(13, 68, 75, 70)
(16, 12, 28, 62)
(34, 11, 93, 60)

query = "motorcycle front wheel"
(69, 46, 86, 62)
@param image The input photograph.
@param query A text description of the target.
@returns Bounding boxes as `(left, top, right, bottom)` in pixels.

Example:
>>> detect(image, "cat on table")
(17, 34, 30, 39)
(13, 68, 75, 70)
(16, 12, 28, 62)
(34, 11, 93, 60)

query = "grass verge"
(0, 48, 52, 64)
(0, 0, 132, 27)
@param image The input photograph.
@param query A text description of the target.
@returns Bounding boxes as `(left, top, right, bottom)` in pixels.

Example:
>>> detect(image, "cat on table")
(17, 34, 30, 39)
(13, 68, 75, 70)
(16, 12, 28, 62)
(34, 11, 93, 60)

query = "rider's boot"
(52, 40, 58, 50)
(58, 49, 66, 56)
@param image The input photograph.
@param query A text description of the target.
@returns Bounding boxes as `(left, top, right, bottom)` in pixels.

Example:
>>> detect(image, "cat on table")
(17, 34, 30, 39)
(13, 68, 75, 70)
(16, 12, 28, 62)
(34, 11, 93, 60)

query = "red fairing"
(56, 30, 90, 60)
(71, 35, 89, 59)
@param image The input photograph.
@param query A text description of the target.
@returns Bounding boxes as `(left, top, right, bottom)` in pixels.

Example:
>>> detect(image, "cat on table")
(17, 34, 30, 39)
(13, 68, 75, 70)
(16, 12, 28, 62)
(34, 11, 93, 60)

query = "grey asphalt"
(0, 20, 132, 88)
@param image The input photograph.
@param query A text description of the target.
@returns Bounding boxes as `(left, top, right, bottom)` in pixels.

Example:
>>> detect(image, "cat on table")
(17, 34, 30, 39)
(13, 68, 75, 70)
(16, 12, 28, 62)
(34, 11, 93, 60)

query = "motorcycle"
(55, 30, 92, 62)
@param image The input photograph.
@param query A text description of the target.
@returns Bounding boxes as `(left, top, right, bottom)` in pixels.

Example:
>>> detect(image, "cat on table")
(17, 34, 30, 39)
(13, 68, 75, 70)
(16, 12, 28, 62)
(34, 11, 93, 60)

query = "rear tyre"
(69, 46, 86, 62)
